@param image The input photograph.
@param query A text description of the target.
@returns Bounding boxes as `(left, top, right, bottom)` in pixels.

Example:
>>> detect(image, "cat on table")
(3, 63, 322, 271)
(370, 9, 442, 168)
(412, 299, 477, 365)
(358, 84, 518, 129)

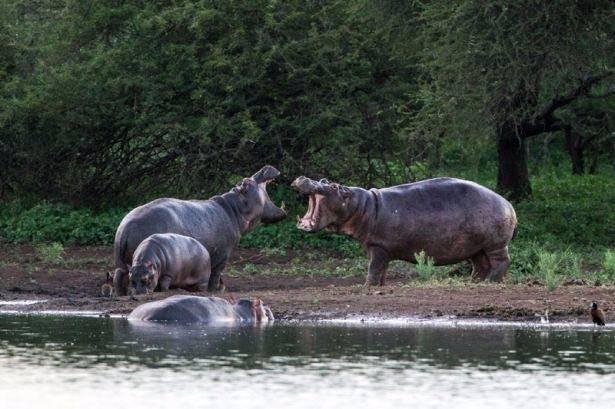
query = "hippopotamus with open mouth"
(127, 233, 211, 295)
(113, 166, 286, 295)
(127, 295, 274, 325)
(291, 176, 517, 284)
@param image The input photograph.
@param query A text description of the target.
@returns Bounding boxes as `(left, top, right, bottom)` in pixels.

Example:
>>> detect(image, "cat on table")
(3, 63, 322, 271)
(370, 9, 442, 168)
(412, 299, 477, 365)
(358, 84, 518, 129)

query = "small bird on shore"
(534, 309, 549, 324)
(590, 302, 606, 327)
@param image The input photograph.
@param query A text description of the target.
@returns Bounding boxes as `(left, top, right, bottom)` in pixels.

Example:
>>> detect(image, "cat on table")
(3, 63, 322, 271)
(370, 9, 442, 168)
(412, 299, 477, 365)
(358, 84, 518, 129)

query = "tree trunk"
(564, 127, 584, 174)
(496, 124, 532, 201)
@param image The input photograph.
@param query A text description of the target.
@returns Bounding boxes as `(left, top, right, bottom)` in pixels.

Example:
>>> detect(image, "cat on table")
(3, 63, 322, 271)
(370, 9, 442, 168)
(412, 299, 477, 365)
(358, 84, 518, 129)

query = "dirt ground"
(0, 242, 613, 323)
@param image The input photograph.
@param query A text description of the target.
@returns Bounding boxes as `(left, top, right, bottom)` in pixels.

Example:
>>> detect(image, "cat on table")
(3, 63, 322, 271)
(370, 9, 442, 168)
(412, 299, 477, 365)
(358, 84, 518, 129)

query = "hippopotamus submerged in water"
(113, 166, 286, 295)
(127, 295, 274, 325)
(292, 176, 517, 284)
(127, 233, 211, 295)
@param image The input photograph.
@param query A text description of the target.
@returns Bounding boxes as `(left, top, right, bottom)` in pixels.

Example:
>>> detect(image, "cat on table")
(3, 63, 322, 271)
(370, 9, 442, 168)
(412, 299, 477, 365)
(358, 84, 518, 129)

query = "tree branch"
(535, 71, 613, 123)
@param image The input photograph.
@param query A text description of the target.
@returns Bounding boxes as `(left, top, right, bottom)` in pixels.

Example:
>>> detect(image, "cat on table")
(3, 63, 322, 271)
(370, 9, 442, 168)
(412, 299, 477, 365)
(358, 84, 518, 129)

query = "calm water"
(1, 315, 614, 409)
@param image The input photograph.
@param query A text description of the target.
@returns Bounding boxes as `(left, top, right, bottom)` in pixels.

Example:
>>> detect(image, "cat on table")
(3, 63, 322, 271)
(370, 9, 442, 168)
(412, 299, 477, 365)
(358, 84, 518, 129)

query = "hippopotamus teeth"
(297, 216, 318, 231)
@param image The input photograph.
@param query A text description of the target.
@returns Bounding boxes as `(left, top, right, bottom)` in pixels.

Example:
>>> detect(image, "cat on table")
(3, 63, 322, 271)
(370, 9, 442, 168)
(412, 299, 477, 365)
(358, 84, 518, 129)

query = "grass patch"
(413, 250, 438, 281)
(537, 251, 563, 291)
(0, 166, 613, 286)
(603, 250, 615, 277)
(227, 256, 367, 278)
(0, 201, 125, 245)
(34, 242, 65, 264)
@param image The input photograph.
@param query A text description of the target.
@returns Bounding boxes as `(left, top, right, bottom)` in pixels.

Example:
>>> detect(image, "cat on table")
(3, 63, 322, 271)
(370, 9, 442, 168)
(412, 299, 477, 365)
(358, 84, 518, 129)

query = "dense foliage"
(0, 0, 419, 206)
(1, 0, 613, 206)
(0, 1, 613, 284)
(413, 0, 614, 199)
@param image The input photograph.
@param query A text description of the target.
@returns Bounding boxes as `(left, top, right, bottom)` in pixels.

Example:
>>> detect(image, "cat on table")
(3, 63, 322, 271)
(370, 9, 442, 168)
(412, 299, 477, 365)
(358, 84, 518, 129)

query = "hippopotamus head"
(231, 166, 287, 230)
(128, 261, 158, 295)
(291, 176, 353, 232)
(236, 298, 274, 323)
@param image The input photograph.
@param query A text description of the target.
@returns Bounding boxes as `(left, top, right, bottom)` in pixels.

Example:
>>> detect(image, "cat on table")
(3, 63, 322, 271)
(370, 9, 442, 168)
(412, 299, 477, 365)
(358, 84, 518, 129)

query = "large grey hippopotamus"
(127, 295, 274, 325)
(128, 233, 211, 295)
(113, 165, 286, 295)
(291, 176, 517, 284)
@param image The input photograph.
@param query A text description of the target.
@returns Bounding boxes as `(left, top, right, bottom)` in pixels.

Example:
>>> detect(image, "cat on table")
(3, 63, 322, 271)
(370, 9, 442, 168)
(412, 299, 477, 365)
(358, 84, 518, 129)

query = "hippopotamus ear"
(330, 183, 351, 199)
(233, 179, 249, 194)
(252, 165, 280, 184)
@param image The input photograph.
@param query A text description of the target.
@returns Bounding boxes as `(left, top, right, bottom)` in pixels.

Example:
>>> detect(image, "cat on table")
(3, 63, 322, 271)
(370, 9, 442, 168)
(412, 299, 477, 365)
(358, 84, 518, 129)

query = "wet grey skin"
(292, 176, 517, 285)
(128, 233, 211, 295)
(113, 166, 286, 295)
(127, 295, 274, 325)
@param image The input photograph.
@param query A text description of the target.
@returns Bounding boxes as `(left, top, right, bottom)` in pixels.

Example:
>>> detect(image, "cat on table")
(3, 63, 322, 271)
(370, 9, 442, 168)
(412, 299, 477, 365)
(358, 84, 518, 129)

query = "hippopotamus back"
(127, 295, 274, 325)
(128, 295, 236, 324)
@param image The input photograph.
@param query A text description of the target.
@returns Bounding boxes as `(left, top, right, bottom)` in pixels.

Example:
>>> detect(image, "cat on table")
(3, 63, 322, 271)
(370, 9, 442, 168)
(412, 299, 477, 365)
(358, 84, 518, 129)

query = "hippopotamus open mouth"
(291, 176, 351, 232)
(297, 194, 325, 231)
(292, 177, 323, 231)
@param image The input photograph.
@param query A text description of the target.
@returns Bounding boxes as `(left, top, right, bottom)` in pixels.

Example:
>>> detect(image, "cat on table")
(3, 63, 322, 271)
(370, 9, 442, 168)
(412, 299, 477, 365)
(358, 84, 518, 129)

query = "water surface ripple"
(1, 315, 613, 408)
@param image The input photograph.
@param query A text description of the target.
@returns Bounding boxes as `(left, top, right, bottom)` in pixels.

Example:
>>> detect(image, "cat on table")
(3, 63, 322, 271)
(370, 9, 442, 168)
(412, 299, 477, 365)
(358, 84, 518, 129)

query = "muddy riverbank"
(0, 243, 612, 322)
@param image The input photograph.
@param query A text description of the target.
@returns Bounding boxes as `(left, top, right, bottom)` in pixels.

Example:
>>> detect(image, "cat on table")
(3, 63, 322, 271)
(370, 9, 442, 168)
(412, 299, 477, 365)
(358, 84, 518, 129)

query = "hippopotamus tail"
(511, 226, 518, 240)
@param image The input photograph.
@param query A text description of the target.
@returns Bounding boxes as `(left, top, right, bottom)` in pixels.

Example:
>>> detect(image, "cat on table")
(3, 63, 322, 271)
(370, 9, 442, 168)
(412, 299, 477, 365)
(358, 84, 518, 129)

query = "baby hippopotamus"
(128, 233, 211, 295)
(127, 295, 274, 325)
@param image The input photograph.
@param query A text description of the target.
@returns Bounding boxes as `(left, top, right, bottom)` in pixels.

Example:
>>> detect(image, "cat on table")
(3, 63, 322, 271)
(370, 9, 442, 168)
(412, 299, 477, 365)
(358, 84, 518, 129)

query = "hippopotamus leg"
(207, 257, 227, 292)
(485, 247, 510, 282)
(471, 251, 491, 281)
(366, 247, 390, 286)
(158, 275, 172, 291)
(113, 268, 129, 296)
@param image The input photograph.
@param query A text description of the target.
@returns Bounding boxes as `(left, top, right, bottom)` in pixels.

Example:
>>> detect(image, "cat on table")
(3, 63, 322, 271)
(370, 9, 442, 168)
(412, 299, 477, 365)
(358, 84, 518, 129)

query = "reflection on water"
(0, 315, 614, 409)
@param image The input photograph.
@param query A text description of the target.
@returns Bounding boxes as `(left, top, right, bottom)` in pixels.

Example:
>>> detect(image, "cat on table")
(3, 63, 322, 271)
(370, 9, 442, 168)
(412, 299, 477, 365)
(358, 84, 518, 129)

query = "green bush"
(239, 219, 361, 257)
(413, 250, 438, 281)
(34, 242, 64, 264)
(603, 250, 615, 278)
(537, 251, 562, 291)
(0, 202, 126, 245)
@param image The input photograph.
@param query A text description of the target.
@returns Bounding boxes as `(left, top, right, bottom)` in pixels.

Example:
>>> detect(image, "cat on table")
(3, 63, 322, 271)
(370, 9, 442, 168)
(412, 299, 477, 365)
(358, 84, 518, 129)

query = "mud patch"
(0, 243, 614, 322)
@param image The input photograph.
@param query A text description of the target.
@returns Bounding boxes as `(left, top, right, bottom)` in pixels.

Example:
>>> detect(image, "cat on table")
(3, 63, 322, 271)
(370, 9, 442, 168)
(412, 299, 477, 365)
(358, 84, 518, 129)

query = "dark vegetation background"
(0, 1, 613, 282)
